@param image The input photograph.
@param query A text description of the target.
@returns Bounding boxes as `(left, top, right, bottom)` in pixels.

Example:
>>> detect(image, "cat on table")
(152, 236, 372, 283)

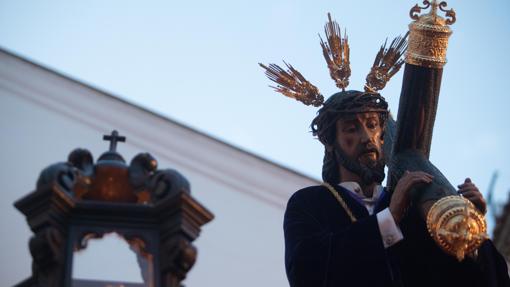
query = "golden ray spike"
(320, 13, 350, 91)
(259, 62, 324, 107)
(365, 32, 409, 93)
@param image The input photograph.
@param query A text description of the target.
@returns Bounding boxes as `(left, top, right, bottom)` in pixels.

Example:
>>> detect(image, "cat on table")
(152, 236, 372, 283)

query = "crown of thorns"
(259, 13, 408, 108)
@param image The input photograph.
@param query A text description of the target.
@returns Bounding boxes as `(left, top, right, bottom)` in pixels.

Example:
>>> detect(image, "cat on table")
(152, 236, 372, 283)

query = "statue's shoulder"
(287, 185, 328, 208)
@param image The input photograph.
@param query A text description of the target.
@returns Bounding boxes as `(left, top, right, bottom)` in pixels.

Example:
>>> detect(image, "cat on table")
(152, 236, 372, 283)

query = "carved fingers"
(396, 171, 434, 194)
(458, 178, 487, 215)
(390, 170, 434, 223)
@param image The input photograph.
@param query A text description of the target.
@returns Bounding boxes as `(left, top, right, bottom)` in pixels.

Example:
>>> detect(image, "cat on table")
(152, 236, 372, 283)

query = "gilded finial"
(406, 0, 456, 68)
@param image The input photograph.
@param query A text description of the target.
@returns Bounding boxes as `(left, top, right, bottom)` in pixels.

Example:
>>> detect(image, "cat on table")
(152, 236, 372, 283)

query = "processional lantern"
(14, 130, 214, 287)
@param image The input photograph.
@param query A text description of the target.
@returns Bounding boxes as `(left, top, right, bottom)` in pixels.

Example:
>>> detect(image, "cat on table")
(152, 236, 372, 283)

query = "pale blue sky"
(1, 0, 509, 220)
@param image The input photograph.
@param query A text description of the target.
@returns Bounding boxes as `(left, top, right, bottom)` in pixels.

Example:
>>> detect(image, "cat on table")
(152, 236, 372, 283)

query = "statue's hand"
(390, 171, 433, 223)
(458, 178, 487, 215)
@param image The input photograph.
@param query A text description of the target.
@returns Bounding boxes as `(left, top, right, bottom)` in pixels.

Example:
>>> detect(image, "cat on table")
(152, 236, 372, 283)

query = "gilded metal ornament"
(365, 33, 408, 93)
(260, 13, 408, 107)
(259, 62, 324, 107)
(407, 0, 456, 68)
(426, 195, 488, 261)
(320, 13, 351, 91)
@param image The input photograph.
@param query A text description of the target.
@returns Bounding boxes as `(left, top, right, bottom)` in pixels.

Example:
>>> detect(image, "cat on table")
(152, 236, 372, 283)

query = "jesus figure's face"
(335, 112, 384, 166)
(334, 112, 385, 184)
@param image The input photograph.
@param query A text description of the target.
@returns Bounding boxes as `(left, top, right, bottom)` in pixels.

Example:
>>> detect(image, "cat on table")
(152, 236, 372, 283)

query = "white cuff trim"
(376, 208, 404, 248)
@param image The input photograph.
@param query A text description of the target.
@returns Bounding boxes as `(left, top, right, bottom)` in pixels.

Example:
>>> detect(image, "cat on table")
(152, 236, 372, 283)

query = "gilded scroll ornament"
(426, 195, 488, 261)
(406, 0, 456, 68)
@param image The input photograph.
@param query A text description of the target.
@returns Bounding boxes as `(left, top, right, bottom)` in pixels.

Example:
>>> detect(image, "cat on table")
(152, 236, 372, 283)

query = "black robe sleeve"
(477, 240, 510, 287)
(283, 186, 395, 287)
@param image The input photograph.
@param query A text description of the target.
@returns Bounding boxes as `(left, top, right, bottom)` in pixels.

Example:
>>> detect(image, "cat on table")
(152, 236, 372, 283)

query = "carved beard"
(334, 144, 386, 185)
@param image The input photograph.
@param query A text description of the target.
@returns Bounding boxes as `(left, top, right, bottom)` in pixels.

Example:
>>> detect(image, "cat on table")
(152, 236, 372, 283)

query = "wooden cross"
(103, 130, 126, 152)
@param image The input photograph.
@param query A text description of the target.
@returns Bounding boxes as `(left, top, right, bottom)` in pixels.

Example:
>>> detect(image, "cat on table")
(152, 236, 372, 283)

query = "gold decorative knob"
(426, 195, 488, 261)
(407, 0, 456, 68)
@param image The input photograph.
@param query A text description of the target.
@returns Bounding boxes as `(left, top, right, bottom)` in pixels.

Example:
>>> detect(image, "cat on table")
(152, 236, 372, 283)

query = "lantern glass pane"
(71, 232, 154, 287)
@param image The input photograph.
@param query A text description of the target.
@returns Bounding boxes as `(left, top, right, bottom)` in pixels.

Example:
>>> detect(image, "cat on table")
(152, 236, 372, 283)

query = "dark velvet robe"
(284, 185, 510, 287)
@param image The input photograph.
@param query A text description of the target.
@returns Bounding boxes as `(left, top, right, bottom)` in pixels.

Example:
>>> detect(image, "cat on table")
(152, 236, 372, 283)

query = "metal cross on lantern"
(103, 130, 126, 152)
